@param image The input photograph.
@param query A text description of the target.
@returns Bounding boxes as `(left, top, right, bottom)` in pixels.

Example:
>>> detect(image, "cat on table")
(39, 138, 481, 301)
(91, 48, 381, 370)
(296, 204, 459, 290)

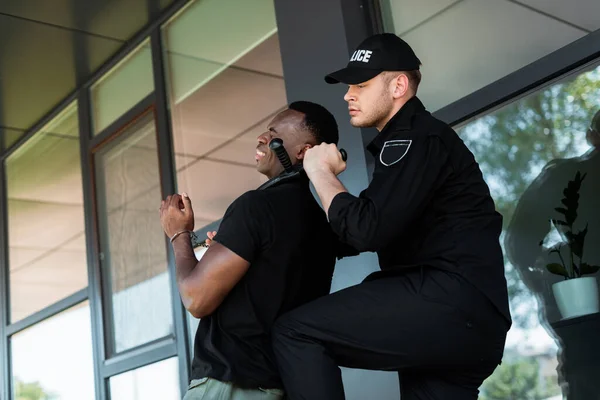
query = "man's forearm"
(171, 233, 199, 284)
(308, 170, 348, 216)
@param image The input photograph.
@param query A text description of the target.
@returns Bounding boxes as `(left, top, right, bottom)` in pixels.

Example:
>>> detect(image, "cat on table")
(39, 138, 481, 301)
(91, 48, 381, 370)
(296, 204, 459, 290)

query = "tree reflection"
(458, 65, 600, 329)
(457, 65, 600, 399)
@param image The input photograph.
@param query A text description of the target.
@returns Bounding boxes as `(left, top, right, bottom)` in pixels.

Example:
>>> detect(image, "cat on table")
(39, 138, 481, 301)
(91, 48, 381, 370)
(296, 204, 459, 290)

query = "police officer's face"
(344, 73, 409, 131)
(255, 109, 314, 179)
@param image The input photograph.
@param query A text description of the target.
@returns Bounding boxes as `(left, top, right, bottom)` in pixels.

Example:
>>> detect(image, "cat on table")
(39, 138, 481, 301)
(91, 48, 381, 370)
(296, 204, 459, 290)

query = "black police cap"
(325, 33, 421, 85)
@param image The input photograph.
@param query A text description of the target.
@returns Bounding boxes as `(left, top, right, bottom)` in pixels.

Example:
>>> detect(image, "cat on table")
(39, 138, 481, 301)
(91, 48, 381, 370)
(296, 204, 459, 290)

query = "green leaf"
(580, 263, 600, 275)
(546, 263, 569, 277)
(551, 219, 568, 227)
(569, 225, 588, 258)
(554, 207, 568, 215)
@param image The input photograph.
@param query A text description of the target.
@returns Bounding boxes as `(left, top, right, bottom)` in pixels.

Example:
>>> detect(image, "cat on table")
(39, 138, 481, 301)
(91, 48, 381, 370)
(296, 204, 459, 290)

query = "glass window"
(380, 1, 597, 112)
(91, 39, 154, 135)
(94, 109, 174, 354)
(2, 128, 26, 150)
(109, 357, 180, 400)
(6, 102, 87, 323)
(161, 0, 286, 235)
(11, 301, 95, 400)
(456, 62, 600, 399)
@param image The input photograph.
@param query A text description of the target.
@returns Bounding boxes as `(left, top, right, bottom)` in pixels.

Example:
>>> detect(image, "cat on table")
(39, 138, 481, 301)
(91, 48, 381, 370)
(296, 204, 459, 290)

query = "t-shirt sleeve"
(212, 190, 275, 263)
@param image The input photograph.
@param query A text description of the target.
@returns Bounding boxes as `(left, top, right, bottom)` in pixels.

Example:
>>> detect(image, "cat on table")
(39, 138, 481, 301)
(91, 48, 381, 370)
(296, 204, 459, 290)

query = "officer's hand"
(159, 193, 195, 239)
(205, 230, 217, 247)
(304, 143, 346, 177)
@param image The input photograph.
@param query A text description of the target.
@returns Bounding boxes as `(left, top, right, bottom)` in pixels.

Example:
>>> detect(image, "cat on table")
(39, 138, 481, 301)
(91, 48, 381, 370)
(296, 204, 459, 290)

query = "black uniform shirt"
(328, 96, 511, 323)
(190, 172, 337, 389)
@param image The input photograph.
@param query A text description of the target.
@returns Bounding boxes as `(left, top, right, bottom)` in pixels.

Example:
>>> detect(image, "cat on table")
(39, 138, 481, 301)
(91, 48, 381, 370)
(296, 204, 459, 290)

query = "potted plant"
(540, 171, 599, 319)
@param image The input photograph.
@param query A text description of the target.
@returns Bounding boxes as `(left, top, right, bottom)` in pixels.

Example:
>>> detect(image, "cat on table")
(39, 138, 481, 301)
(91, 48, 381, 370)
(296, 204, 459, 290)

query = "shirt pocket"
(379, 139, 412, 166)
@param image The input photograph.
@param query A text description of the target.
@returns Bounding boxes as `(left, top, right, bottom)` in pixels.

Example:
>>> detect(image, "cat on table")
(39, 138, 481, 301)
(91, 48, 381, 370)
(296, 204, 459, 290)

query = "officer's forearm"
(307, 169, 348, 216)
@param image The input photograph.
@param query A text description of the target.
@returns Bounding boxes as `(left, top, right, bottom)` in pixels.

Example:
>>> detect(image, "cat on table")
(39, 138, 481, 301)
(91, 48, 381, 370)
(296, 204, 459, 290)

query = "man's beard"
(351, 96, 391, 129)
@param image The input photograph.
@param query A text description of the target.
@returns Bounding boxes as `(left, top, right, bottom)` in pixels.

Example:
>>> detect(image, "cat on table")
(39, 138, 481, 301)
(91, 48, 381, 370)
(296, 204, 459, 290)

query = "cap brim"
(324, 67, 382, 85)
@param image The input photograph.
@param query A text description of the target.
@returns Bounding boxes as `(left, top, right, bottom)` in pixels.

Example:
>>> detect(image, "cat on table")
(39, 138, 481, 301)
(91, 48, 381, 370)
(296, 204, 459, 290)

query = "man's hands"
(205, 231, 217, 247)
(302, 143, 348, 215)
(160, 193, 195, 240)
(303, 143, 347, 178)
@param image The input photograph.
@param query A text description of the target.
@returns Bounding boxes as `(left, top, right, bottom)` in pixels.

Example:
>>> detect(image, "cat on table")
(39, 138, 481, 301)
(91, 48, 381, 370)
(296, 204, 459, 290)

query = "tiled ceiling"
(5, 27, 285, 321)
(0, 0, 176, 138)
(171, 32, 286, 223)
(384, 0, 600, 112)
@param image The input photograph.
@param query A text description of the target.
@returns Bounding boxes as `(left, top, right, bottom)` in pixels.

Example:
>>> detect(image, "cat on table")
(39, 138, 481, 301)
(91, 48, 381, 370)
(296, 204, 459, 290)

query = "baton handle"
(269, 138, 293, 173)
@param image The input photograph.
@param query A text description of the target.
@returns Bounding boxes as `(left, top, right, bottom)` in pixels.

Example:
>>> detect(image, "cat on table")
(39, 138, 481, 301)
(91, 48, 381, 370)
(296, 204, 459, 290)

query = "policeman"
(271, 34, 512, 400)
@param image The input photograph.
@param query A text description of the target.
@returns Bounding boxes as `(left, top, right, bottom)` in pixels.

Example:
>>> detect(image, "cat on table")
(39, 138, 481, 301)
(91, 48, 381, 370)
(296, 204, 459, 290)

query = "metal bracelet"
(170, 230, 209, 248)
(170, 230, 191, 243)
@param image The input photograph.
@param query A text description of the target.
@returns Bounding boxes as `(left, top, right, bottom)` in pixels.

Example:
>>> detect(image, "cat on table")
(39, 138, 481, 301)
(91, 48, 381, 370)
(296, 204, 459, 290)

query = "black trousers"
(272, 267, 509, 400)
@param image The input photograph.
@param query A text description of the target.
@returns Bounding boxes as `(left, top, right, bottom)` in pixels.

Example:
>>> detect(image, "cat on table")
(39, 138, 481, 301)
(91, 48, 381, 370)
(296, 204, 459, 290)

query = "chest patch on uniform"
(379, 140, 412, 166)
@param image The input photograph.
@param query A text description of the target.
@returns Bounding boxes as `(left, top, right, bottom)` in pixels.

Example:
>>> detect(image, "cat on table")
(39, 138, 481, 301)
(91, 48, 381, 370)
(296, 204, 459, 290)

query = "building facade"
(1, 0, 599, 399)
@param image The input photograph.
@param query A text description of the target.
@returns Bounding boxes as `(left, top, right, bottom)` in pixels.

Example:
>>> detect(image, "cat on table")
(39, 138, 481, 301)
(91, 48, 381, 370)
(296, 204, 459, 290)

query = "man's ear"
(392, 74, 409, 99)
(296, 144, 313, 160)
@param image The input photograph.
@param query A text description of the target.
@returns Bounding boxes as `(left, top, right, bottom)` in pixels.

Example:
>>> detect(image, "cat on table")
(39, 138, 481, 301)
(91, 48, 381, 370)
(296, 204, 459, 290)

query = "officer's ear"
(392, 73, 410, 99)
(296, 144, 313, 160)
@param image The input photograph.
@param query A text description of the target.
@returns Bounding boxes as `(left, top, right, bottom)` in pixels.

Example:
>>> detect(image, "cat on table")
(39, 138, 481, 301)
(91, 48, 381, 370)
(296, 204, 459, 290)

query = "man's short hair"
(289, 101, 339, 145)
(383, 70, 422, 94)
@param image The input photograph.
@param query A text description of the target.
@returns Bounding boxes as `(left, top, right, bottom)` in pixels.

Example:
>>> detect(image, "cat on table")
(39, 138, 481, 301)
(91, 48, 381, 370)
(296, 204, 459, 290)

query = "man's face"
(255, 109, 313, 179)
(343, 73, 396, 131)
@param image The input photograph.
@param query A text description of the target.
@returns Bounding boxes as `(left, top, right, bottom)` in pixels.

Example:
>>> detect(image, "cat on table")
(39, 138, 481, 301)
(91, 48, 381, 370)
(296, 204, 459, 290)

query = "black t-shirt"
(328, 96, 511, 325)
(190, 173, 337, 389)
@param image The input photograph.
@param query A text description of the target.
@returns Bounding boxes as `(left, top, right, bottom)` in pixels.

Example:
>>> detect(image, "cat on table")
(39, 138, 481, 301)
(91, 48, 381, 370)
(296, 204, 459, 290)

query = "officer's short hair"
(289, 101, 339, 146)
(383, 70, 421, 94)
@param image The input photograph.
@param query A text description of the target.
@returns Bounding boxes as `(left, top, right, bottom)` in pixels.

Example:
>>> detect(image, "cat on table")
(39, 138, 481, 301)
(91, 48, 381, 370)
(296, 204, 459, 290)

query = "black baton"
(257, 139, 347, 190)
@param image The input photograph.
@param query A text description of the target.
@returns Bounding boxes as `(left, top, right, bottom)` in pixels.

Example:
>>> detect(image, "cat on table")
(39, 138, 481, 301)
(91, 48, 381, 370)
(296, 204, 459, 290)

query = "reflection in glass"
(162, 0, 286, 233)
(91, 39, 154, 135)
(379, 0, 591, 112)
(457, 64, 600, 399)
(11, 301, 95, 400)
(109, 357, 180, 400)
(95, 110, 174, 353)
(2, 127, 26, 149)
(6, 102, 87, 322)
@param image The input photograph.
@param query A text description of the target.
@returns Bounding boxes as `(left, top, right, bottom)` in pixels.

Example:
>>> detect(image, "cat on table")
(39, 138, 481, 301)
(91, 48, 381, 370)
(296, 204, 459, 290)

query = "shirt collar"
(258, 169, 309, 191)
(366, 96, 426, 156)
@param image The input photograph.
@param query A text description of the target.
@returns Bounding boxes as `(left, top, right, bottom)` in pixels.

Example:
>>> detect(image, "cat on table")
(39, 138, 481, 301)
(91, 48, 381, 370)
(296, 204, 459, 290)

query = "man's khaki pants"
(182, 377, 285, 400)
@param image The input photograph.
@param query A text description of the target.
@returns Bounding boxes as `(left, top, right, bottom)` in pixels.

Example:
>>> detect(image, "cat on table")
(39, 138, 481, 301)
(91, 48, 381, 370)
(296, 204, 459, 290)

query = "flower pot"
(552, 276, 599, 319)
